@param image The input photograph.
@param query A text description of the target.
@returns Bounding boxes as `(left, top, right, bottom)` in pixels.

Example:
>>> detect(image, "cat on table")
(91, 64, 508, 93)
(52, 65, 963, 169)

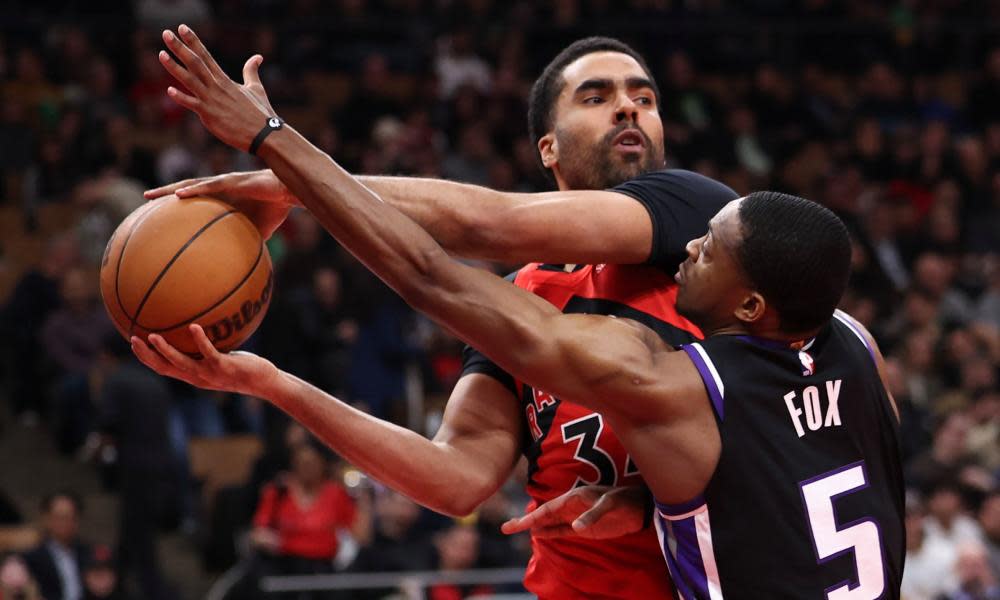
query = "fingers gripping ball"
(100, 196, 273, 355)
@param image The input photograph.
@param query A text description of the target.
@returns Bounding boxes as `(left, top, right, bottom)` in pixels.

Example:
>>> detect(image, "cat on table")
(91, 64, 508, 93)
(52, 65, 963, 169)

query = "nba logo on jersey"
(799, 351, 815, 376)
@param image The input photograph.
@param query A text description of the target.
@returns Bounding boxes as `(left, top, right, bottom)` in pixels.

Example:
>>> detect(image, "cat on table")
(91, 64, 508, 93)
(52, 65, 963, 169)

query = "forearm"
(337, 174, 651, 264)
(259, 369, 488, 515)
(259, 166, 649, 264)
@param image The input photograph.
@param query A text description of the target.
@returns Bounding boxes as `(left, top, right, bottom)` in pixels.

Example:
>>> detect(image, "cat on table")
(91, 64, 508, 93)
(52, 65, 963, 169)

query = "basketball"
(99, 196, 273, 356)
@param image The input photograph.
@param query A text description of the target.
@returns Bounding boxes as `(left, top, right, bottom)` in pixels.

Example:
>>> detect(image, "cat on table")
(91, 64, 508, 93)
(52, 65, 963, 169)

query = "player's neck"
(708, 322, 822, 346)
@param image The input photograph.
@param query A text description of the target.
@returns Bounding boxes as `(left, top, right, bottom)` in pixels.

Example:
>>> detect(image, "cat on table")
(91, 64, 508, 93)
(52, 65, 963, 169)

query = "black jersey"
(655, 311, 905, 600)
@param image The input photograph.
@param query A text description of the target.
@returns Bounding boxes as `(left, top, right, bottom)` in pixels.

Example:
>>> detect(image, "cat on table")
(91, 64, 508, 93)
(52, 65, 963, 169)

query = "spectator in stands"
(242, 439, 368, 598)
(263, 265, 358, 397)
(980, 493, 1000, 580)
(473, 489, 529, 569)
(965, 392, 1000, 476)
(81, 545, 129, 600)
(902, 491, 959, 600)
(95, 334, 178, 600)
(907, 413, 992, 497)
(3, 48, 60, 132)
(335, 54, 401, 147)
(346, 291, 423, 421)
(350, 488, 434, 594)
(435, 30, 492, 99)
(427, 522, 491, 600)
(40, 266, 113, 454)
(201, 421, 310, 571)
(1, 233, 77, 423)
(941, 541, 1000, 600)
(21, 490, 90, 600)
(155, 115, 212, 185)
(924, 481, 986, 553)
(1, 553, 43, 600)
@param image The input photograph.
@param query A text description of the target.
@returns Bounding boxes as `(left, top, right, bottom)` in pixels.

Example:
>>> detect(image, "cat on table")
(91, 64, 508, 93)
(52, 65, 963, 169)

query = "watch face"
(268, 117, 282, 128)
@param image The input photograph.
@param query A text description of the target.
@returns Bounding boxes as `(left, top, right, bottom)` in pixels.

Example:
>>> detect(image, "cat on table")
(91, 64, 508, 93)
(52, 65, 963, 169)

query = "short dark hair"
(40, 490, 84, 515)
(527, 37, 660, 152)
(736, 192, 852, 333)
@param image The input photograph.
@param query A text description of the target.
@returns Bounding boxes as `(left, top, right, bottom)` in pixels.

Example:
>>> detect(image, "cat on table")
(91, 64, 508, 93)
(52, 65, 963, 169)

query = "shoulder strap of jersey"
(679, 342, 726, 421)
(831, 310, 877, 364)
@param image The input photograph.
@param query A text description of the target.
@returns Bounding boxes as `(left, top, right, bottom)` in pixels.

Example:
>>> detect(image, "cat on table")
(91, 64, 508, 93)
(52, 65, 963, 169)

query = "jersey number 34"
(562, 414, 639, 488)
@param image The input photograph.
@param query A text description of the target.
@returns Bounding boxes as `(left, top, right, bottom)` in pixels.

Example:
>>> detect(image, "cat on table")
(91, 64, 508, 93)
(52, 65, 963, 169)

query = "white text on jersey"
(783, 379, 843, 438)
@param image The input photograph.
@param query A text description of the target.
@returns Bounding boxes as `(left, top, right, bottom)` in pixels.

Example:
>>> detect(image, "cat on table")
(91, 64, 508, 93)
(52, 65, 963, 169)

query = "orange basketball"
(99, 196, 273, 355)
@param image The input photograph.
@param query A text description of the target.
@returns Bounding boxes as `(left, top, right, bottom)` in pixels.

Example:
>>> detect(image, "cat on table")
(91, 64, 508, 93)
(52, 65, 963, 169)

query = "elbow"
(433, 479, 496, 517)
(424, 466, 499, 517)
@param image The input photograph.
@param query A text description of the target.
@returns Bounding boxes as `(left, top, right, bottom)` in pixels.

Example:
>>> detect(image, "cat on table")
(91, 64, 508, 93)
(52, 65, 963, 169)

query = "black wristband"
(249, 116, 284, 155)
(641, 487, 655, 530)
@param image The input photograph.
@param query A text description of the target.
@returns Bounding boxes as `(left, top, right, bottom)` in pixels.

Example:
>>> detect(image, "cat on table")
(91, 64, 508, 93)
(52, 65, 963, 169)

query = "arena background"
(0, 1, 998, 598)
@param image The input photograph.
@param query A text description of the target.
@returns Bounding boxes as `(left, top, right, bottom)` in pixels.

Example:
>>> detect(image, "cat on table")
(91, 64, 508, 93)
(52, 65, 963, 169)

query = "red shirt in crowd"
(252, 481, 357, 560)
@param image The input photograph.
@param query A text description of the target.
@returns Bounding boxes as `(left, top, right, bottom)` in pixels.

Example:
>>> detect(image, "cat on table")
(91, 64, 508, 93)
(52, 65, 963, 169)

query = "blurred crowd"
(0, 0, 998, 599)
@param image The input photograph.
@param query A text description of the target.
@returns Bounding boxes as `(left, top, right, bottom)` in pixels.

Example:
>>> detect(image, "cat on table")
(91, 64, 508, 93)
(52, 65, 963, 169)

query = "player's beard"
(554, 124, 664, 190)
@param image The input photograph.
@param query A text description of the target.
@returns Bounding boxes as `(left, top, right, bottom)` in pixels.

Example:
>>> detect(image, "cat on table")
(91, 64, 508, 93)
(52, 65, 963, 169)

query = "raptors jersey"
(499, 262, 702, 599)
(655, 312, 905, 599)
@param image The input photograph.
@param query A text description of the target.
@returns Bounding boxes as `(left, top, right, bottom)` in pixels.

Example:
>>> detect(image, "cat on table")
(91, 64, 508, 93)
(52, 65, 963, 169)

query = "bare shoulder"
(571, 316, 706, 421)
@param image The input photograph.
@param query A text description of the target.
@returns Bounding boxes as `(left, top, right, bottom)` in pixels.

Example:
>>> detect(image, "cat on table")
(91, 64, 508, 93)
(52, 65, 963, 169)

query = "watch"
(249, 116, 284, 155)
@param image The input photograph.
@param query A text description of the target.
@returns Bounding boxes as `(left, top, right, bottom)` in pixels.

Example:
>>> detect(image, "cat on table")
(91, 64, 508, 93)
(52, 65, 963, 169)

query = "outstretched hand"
(500, 485, 648, 539)
(158, 24, 275, 152)
(144, 171, 295, 240)
(131, 324, 279, 398)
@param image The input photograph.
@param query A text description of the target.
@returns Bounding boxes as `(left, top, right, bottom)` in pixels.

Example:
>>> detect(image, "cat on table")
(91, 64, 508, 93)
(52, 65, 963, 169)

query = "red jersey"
(467, 262, 703, 599)
(253, 481, 357, 560)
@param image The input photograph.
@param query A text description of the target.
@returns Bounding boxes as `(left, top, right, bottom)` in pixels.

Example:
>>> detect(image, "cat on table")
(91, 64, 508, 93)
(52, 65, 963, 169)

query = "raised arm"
(146, 169, 654, 265)
(131, 330, 524, 517)
(357, 176, 654, 265)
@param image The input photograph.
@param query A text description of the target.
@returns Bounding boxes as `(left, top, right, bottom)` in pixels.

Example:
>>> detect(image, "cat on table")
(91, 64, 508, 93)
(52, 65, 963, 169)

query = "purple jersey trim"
(656, 494, 707, 519)
(681, 344, 725, 420)
(674, 517, 712, 598)
(833, 312, 877, 364)
(656, 514, 700, 600)
(656, 506, 724, 600)
(735, 334, 797, 350)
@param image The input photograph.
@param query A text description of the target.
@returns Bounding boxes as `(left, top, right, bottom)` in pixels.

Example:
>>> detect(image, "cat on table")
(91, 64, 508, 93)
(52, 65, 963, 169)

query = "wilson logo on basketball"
(205, 272, 274, 343)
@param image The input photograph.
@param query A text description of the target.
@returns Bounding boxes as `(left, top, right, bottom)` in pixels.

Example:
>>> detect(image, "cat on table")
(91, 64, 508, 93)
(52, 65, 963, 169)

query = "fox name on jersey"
(783, 378, 843, 438)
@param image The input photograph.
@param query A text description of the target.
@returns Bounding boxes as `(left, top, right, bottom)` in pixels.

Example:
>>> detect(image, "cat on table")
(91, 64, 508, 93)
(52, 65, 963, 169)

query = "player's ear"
(538, 133, 558, 169)
(735, 291, 766, 324)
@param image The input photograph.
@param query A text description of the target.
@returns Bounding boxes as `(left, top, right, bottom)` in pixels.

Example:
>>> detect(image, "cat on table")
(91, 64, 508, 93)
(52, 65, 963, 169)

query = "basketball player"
(146, 32, 737, 598)
(139, 26, 906, 598)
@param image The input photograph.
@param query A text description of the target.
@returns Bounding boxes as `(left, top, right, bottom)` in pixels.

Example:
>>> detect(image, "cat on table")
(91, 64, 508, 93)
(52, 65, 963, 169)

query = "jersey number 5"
(799, 461, 886, 600)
